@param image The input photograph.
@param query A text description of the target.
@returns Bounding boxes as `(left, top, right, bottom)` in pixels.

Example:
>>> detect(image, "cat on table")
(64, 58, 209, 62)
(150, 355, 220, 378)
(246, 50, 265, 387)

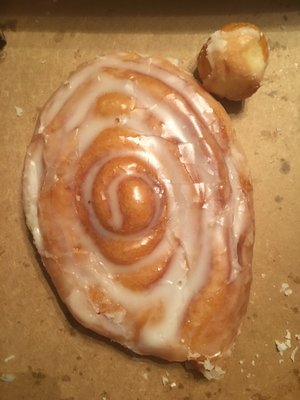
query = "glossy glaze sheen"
(23, 53, 254, 369)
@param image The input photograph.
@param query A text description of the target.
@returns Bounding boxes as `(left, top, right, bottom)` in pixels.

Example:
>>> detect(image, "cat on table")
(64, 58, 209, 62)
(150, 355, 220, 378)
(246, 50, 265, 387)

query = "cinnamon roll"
(23, 53, 254, 374)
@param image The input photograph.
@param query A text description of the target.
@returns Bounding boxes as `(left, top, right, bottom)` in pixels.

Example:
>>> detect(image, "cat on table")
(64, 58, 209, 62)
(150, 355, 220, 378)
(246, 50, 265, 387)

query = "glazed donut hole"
(197, 23, 269, 101)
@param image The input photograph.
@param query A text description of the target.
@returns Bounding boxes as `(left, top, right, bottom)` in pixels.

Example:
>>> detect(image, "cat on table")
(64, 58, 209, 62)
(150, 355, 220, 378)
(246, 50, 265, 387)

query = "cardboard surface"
(0, 1, 300, 399)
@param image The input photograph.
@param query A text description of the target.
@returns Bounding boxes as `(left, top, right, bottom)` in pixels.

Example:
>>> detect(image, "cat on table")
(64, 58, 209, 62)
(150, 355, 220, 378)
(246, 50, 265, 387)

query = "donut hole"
(197, 23, 269, 101)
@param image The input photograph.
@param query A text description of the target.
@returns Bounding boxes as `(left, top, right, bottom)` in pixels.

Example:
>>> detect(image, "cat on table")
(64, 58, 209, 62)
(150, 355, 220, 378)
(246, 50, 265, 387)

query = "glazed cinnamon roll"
(23, 53, 254, 374)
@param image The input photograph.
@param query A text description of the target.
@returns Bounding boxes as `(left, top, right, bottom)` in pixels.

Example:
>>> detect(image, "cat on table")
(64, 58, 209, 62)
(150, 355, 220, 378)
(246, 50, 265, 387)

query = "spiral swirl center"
(118, 176, 155, 233)
(91, 156, 163, 235)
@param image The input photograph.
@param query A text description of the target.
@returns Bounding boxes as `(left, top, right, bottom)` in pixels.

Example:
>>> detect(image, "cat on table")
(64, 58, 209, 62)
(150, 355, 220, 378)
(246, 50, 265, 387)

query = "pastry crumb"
(100, 391, 109, 400)
(161, 371, 177, 389)
(142, 372, 149, 380)
(161, 375, 169, 386)
(285, 330, 291, 340)
(201, 359, 225, 380)
(4, 355, 15, 363)
(291, 347, 299, 363)
(0, 374, 16, 382)
(275, 340, 289, 355)
(15, 106, 23, 117)
(280, 282, 292, 296)
(275, 329, 298, 360)
(285, 330, 292, 348)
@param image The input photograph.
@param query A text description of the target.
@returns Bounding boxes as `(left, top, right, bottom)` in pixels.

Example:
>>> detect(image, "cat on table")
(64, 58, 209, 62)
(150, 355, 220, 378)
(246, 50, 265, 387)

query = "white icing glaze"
(206, 26, 261, 66)
(206, 30, 227, 68)
(23, 138, 44, 252)
(234, 27, 260, 39)
(23, 54, 253, 359)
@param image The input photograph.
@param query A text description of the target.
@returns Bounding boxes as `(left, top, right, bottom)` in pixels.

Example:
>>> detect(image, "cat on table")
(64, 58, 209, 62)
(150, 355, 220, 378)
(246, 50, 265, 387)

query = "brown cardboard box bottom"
(0, 1, 299, 399)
